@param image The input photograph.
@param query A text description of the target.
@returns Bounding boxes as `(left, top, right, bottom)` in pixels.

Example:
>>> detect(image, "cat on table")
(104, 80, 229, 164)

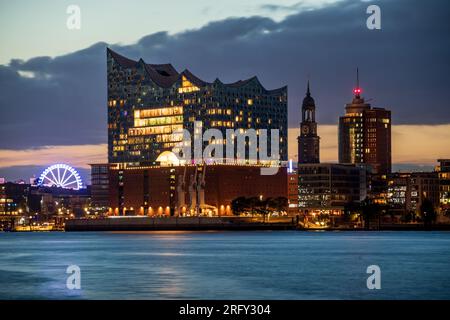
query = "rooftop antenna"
(356, 67, 359, 88)
(306, 76, 311, 96)
(353, 67, 362, 98)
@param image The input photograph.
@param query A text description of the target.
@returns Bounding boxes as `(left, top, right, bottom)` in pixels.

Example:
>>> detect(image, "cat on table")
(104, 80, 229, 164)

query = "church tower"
(298, 80, 320, 164)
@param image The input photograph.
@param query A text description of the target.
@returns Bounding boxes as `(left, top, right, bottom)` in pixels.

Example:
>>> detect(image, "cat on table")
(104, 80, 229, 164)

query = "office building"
(338, 70, 391, 174)
(437, 159, 450, 215)
(297, 163, 367, 215)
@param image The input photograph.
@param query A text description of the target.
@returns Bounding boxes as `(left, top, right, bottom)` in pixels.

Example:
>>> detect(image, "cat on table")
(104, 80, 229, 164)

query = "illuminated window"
(178, 76, 200, 93)
(134, 115, 183, 127)
(128, 124, 183, 136)
(135, 106, 183, 118)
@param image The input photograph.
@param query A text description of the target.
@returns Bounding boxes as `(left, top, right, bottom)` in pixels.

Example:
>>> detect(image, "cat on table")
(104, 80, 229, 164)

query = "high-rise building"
(338, 69, 391, 174)
(298, 81, 320, 164)
(107, 48, 288, 165)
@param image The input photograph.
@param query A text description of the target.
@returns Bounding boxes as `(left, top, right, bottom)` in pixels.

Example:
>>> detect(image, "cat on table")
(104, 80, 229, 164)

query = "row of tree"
(231, 196, 288, 219)
(344, 197, 437, 229)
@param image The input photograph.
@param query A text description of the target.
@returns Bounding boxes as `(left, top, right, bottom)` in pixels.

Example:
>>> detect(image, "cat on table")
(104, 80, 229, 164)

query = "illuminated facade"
(107, 163, 288, 216)
(338, 70, 391, 174)
(107, 48, 288, 164)
(287, 168, 299, 215)
(297, 163, 367, 215)
(370, 171, 440, 216)
(438, 159, 450, 215)
(0, 181, 16, 217)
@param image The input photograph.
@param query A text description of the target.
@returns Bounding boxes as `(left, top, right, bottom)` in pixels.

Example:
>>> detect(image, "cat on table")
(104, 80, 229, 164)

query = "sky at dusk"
(0, 0, 449, 183)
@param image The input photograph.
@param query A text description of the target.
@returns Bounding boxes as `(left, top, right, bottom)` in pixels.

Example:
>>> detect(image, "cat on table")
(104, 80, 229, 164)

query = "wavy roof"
(107, 48, 286, 94)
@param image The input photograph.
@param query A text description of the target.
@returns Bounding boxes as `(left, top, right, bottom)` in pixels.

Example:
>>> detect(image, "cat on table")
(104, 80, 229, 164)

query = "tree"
(230, 196, 288, 220)
(231, 197, 248, 216)
(247, 197, 260, 218)
(360, 198, 383, 230)
(272, 197, 288, 213)
(420, 198, 437, 226)
(343, 201, 362, 222)
(444, 208, 450, 218)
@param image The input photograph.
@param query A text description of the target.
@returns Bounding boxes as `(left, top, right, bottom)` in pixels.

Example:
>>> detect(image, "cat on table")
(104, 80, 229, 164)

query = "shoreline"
(61, 216, 450, 232)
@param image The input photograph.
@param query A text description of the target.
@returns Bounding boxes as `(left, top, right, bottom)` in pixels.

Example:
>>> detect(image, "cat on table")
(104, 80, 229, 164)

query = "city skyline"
(2, 0, 450, 305)
(1, 0, 450, 182)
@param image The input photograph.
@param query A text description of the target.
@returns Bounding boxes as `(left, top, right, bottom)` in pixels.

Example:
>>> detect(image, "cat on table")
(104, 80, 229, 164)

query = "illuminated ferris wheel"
(37, 164, 83, 190)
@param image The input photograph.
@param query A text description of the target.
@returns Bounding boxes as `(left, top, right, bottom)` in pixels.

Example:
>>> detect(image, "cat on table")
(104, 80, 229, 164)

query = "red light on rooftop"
(353, 88, 362, 95)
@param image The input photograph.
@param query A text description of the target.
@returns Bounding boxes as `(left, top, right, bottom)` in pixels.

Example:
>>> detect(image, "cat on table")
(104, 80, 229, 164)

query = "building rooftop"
(107, 48, 286, 94)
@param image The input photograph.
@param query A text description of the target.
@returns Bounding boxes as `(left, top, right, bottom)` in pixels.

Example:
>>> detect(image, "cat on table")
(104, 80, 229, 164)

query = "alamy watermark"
(66, 265, 81, 290)
(171, 121, 281, 175)
(366, 265, 381, 290)
(366, 5, 381, 30)
(66, 5, 81, 30)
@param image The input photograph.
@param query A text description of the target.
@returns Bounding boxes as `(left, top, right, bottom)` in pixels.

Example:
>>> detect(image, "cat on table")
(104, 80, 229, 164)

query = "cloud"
(0, 144, 107, 169)
(0, 0, 449, 154)
(261, 0, 346, 13)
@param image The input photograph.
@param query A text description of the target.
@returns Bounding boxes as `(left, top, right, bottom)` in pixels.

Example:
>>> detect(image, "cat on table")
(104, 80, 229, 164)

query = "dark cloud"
(1, 0, 449, 150)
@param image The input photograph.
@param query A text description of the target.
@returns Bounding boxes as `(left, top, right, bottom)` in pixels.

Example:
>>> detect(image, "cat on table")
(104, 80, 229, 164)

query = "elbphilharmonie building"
(107, 48, 288, 165)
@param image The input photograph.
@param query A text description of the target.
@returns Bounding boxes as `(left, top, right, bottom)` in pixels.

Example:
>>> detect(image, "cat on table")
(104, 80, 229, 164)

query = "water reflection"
(0, 231, 449, 299)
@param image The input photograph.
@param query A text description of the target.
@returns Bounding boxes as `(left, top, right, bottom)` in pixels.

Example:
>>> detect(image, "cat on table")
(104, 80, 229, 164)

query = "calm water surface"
(0, 231, 449, 299)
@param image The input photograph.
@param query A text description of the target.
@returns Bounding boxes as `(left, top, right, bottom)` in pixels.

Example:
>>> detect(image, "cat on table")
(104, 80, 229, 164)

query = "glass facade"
(298, 163, 364, 210)
(107, 49, 288, 165)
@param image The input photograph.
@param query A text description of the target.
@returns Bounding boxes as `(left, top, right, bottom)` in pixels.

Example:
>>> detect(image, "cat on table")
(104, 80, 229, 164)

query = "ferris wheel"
(37, 164, 83, 190)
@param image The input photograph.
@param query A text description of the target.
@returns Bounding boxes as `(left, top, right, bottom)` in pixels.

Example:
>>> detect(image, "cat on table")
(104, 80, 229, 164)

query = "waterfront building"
(90, 164, 111, 210)
(0, 181, 18, 229)
(437, 159, 450, 216)
(287, 167, 299, 215)
(0, 181, 28, 217)
(1, 182, 90, 218)
(297, 81, 320, 164)
(409, 172, 440, 214)
(385, 173, 410, 215)
(297, 163, 367, 215)
(102, 48, 290, 216)
(107, 48, 288, 164)
(338, 69, 391, 174)
(370, 171, 440, 217)
(107, 162, 288, 216)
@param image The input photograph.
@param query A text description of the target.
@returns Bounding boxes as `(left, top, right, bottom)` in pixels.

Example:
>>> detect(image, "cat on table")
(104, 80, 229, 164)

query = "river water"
(0, 231, 449, 299)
